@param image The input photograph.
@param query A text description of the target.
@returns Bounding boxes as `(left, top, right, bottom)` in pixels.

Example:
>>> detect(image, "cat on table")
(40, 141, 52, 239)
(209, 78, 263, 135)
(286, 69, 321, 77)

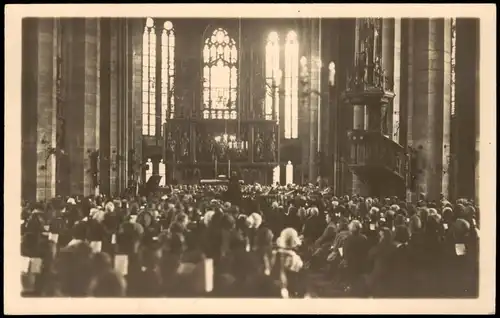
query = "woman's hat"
(276, 228, 302, 249)
(390, 204, 400, 211)
(202, 210, 215, 226)
(309, 207, 319, 217)
(245, 215, 255, 228)
(105, 202, 115, 214)
(249, 213, 263, 228)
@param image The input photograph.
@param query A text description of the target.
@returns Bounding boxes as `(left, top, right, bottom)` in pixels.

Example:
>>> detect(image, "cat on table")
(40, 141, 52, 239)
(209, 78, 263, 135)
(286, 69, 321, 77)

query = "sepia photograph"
(5, 3, 496, 315)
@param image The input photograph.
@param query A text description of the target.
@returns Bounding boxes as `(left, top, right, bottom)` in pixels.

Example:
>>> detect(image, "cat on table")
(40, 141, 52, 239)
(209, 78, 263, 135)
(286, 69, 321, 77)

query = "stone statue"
(374, 56, 383, 88)
(167, 132, 176, 159)
(268, 134, 277, 162)
(357, 51, 366, 86)
(208, 134, 216, 157)
(197, 132, 205, 158)
(181, 131, 189, 159)
(194, 168, 201, 180)
(255, 133, 264, 161)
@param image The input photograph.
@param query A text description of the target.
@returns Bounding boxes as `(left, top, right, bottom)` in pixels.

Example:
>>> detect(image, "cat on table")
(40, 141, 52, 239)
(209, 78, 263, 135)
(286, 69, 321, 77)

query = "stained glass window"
(284, 31, 299, 139)
(202, 28, 238, 120)
(265, 31, 281, 121)
(142, 18, 157, 136)
(161, 21, 175, 132)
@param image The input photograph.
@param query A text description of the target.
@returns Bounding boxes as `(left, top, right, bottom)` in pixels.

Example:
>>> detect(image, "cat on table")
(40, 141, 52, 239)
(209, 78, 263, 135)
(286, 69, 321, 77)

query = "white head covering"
(67, 198, 76, 205)
(245, 215, 255, 228)
(309, 207, 319, 217)
(369, 207, 380, 215)
(105, 202, 115, 214)
(443, 206, 453, 214)
(348, 220, 363, 232)
(89, 208, 100, 218)
(298, 207, 307, 218)
(276, 228, 302, 249)
(390, 204, 400, 212)
(202, 210, 215, 227)
(365, 197, 373, 206)
(250, 213, 263, 228)
(428, 208, 438, 216)
(92, 209, 106, 223)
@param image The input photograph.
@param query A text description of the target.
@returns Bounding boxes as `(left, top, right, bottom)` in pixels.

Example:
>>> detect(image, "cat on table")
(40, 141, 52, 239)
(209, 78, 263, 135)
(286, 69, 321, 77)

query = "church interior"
(21, 17, 480, 204)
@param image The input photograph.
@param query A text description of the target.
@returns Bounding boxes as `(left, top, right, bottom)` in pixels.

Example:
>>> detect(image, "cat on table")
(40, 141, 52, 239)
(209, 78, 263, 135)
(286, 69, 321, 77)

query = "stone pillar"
(382, 19, 395, 137)
(108, 19, 119, 195)
(35, 19, 57, 201)
(131, 18, 144, 187)
(64, 19, 101, 196)
(404, 19, 415, 149)
(86, 20, 101, 195)
(336, 18, 356, 195)
(66, 20, 84, 196)
(22, 19, 39, 201)
(308, 18, 321, 183)
(351, 19, 365, 195)
(441, 19, 452, 199)
(322, 18, 339, 189)
(299, 20, 310, 184)
(393, 19, 402, 143)
(124, 19, 133, 187)
(455, 18, 480, 203)
(474, 28, 480, 205)
(98, 19, 109, 196)
(411, 19, 450, 201)
(115, 19, 129, 193)
(82, 19, 101, 196)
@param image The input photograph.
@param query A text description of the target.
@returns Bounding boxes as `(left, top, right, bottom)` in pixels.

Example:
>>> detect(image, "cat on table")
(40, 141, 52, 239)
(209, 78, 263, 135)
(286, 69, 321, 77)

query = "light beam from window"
(142, 17, 156, 136)
(265, 31, 280, 121)
(161, 20, 175, 135)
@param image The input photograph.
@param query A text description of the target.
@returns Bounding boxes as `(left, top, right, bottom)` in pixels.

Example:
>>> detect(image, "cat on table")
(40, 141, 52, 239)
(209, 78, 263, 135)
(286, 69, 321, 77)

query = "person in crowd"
(270, 228, 307, 298)
(342, 220, 369, 295)
(19, 182, 479, 299)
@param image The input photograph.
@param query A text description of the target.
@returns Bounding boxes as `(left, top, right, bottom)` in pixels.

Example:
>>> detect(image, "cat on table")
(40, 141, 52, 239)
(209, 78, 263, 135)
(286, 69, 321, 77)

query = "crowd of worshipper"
(21, 182, 480, 298)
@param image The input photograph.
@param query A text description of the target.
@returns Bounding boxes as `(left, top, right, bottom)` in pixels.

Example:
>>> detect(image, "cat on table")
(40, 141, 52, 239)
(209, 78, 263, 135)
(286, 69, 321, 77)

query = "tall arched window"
(161, 20, 175, 130)
(265, 31, 281, 121)
(142, 17, 157, 136)
(284, 31, 299, 139)
(450, 18, 456, 117)
(202, 28, 238, 120)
